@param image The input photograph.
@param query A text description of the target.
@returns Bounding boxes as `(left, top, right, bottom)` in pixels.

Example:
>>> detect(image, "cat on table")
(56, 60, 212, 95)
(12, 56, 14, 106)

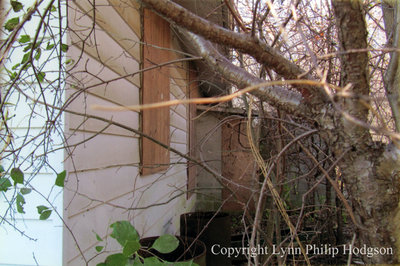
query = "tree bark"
(332, 1, 400, 263)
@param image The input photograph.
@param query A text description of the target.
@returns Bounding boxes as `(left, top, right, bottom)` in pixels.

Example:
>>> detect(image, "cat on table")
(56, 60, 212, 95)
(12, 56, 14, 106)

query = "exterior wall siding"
(64, 1, 193, 265)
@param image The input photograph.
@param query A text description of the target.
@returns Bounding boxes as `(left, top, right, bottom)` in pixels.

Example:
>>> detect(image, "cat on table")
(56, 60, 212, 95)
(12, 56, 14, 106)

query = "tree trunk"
(337, 145, 400, 264)
(331, 1, 400, 263)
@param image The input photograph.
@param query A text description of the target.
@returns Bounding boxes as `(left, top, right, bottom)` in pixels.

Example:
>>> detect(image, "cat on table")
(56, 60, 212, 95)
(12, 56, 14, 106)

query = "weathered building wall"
(221, 118, 257, 212)
(193, 112, 257, 212)
(64, 1, 194, 264)
(193, 112, 223, 210)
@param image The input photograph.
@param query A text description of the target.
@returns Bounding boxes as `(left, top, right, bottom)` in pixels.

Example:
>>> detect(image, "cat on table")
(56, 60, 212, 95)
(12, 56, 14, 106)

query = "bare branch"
(140, 0, 322, 100)
(179, 29, 314, 117)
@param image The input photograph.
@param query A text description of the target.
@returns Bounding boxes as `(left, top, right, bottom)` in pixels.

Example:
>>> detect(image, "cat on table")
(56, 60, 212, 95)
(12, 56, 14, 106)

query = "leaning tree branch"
(139, 0, 323, 101)
(179, 29, 314, 118)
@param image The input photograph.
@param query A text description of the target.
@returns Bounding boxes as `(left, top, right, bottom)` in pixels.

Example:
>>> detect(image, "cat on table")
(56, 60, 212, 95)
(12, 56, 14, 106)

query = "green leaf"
(51, 5, 57, 12)
(9, 71, 17, 80)
(110, 221, 139, 247)
(55, 170, 66, 187)
(142, 257, 163, 265)
(18, 35, 30, 43)
(131, 256, 143, 266)
(4, 17, 19, 32)
(37, 205, 49, 214)
(23, 43, 32, 52)
(95, 232, 103, 242)
(0, 165, 4, 173)
(61, 43, 69, 53)
(5, 66, 17, 80)
(21, 52, 30, 64)
(65, 59, 75, 65)
(11, 1, 23, 12)
(20, 187, 31, 195)
(34, 40, 43, 49)
(34, 48, 41, 60)
(37, 205, 52, 220)
(39, 209, 52, 220)
(95, 245, 104, 252)
(37, 72, 45, 83)
(46, 42, 55, 50)
(0, 178, 12, 192)
(122, 240, 141, 257)
(12, 63, 20, 70)
(103, 253, 128, 266)
(16, 193, 25, 213)
(151, 235, 179, 254)
(10, 168, 24, 185)
(36, 205, 49, 214)
(21, 63, 31, 71)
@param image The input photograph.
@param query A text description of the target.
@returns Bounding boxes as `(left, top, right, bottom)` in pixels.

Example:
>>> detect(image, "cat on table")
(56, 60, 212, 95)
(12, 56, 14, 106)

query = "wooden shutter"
(141, 9, 171, 175)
